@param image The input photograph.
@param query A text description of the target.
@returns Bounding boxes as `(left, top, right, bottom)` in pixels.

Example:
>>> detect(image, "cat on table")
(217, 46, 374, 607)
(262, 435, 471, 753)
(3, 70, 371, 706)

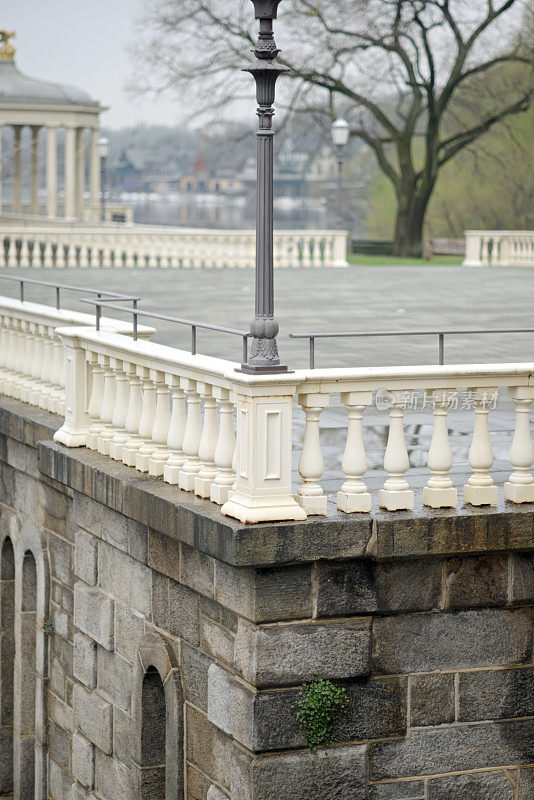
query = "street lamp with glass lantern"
(331, 118, 350, 224)
(240, 0, 289, 374)
(96, 136, 110, 222)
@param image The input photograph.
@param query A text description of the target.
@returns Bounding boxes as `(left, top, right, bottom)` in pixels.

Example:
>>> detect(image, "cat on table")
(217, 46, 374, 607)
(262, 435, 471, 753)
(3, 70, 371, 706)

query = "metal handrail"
(289, 327, 534, 369)
(79, 297, 252, 363)
(0, 274, 140, 310)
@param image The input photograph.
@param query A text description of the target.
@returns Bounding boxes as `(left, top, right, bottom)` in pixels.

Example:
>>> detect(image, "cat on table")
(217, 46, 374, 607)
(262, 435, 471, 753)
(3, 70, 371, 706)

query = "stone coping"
(0, 396, 532, 567)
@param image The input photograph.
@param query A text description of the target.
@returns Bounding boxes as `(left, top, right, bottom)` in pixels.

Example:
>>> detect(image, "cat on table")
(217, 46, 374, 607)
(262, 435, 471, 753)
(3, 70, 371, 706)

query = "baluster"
(210, 388, 236, 505)
(84, 353, 104, 449)
(337, 391, 372, 513)
(37, 327, 55, 410)
(115, 362, 143, 462)
(296, 393, 329, 515)
(18, 321, 35, 402)
(122, 367, 151, 465)
(4, 319, 21, 396)
(43, 241, 54, 268)
(423, 390, 458, 509)
(48, 336, 65, 414)
(463, 387, 498, 506)
(106, 359, 131, 459)
(147, 371, 172, 475)
(163, 377, 187, 484)
(96, 357, 117, 454)
(195, 384, 218, 498)
(19, 239, 30, 268)
(178, 379, 202, 491)
(504, 387, 534, 503)
(379, 391, 414, 511)
(10, 321, 28, 400)
(27, 324, 46, 405)
(134, 372, 157, 471)
(0, 316, 9, 392)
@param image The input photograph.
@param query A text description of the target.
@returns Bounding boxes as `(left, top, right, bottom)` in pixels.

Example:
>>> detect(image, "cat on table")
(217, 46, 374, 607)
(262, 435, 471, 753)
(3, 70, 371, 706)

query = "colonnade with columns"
(0, 123, 100, 219)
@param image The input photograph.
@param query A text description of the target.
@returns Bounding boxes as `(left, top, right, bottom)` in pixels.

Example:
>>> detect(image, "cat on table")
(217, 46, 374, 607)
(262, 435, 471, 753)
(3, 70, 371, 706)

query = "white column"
(296, 393, 329, 515)
(135, 374, 157, 471)
(30, 126, 40, 215)
(96, 358, 117, 455)
(89, 128, 99, 209)
(75, 127, 85, 219)
(12, 125, 23, 213)
(379, 391, 414, 511)
(111, 361, 143, 461)
(46, 125, 58, 218)
(423, 390, 458, 509)
(504, 386, 534, 503)
(64, 125, 76, 218)
(107, 359, 131, 459)
(463, 388, 498, 506)
(53, 333, 92, 448)
(146, 371, 172, 476)
(337, 391, 373, 513)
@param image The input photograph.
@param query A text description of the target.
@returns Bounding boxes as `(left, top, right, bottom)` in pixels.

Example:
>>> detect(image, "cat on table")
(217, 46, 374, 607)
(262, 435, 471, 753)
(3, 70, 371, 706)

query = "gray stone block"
(152, 572, 170, 631)
(458, 667, 534, 722)
(72, 732, 95, 789)
(74, 529, 98, 587)
(208, 663, 254, 749)
(98, 648, 132, 713)
(182, 642, 212, 711)
(427, 771, 514, 799)
(369, 781, 425, 800)
(73, 684, 113, 754)
(74, 582, 114, 650)
(49, 534, 73, 587)
(180, 542, 215, 598)
(443, 554, 508, 609)
(73, 492, 102, 537)
(231, 744, 367, 800)
(519, 768, 534, 799)
(372, 608, 532, 674)
(95, 750, 132, 800)
(114, 604, 145, 662)
(169, 580, 200, 646)
(101, 506, 130, 553)
(208, 786, 229, 800)
(235, 618, 371, 687)
(201, 616, 235, 667)
(98, 542, 151, 617)
(215, 561, 313, 623)
(148, 527, 181, 581)
(187, 704, 232, 790)
(128, 519, 148, 563)
(316, 558, 441, 617)
(410, 673, 455, 726)
(509, 554, 534, 604)
(370, 718, 534, 781)
(113, 707, 132, 766)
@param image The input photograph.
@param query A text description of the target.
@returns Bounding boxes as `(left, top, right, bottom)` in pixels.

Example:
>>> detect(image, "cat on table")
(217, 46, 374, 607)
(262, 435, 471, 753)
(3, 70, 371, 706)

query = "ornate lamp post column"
(241, 0, 289, 374)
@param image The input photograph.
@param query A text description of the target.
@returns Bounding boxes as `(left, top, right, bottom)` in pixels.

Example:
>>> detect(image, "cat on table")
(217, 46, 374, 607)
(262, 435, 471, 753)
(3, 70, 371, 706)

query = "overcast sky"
(4, 0, 182, 129)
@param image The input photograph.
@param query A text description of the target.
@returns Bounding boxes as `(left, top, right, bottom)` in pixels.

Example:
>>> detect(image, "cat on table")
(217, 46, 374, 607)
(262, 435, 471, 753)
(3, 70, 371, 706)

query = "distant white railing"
(2, 292, 534, 522)
(0, 297, 154, 417)
(0, 223, 349, 269)
(463, 230, 534, 267)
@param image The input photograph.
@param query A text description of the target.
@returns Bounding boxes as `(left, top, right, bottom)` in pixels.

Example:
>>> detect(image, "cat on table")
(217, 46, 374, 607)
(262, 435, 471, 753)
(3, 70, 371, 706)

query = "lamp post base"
(238, 363, 289, 375)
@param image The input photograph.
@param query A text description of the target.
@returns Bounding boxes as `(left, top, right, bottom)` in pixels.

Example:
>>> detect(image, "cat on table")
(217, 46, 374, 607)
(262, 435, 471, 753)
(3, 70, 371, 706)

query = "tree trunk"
(393, 190, 430, 258)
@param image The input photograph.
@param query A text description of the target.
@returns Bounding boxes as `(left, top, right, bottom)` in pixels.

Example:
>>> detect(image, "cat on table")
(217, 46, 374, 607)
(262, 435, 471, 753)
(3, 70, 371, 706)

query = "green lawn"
(347, 254, 464, 266)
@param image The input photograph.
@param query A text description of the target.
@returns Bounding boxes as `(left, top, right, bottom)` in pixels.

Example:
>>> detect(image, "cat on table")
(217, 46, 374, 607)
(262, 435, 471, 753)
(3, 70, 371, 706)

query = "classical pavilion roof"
(0, 60, 100, 107)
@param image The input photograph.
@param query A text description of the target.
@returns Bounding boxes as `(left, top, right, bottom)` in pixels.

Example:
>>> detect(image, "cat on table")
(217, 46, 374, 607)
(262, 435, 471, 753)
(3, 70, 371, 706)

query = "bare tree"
(135, 0, 533, 255)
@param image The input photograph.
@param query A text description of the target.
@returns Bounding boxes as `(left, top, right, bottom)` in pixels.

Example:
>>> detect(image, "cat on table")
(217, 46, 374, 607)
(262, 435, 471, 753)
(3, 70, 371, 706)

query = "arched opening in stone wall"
(0, 537, 15, 795)
(141, 666, 166, 799)
(16, 550, 37, 798)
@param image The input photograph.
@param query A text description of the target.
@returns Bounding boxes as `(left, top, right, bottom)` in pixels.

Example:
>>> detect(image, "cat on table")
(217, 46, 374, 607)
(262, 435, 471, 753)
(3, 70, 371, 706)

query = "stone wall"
(0, 395, 532, 800)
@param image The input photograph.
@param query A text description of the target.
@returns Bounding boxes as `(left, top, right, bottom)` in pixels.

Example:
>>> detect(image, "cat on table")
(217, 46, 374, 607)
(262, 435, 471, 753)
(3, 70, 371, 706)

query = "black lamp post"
(96, 136, 110, 222)
(240, 0, 289, 374)
(331, 118, 350, 226)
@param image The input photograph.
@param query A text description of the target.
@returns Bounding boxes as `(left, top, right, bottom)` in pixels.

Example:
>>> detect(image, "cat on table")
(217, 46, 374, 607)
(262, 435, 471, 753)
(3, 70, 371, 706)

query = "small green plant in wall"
(292, 678, 349, 753)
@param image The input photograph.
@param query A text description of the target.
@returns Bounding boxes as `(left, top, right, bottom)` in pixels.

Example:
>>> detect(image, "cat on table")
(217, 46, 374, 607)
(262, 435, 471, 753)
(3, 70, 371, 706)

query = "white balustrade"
(463, 230, 534, 267)
(2, 288, 534, 523)
(0, 223, 349, 270)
